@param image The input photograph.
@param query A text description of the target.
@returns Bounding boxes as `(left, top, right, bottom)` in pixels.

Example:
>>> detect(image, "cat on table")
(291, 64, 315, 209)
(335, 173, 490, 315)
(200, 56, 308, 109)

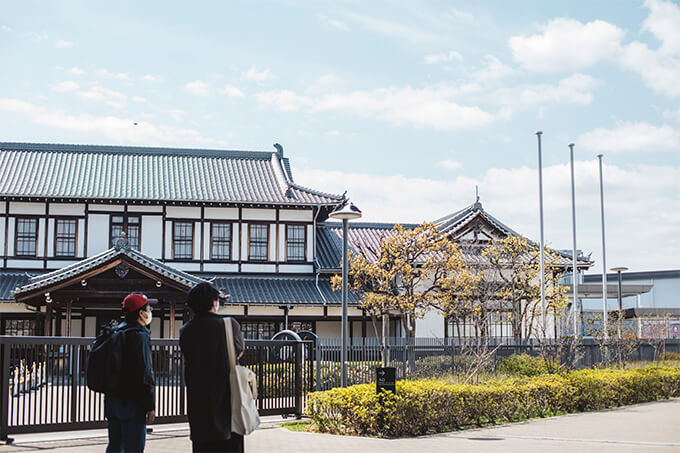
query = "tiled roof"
(0, 142, 343, 206)
(0, 271, 35, 301)
(13, 242, 206, 298)
(434, 202, 520, 238)
(202, 274, 360, 305)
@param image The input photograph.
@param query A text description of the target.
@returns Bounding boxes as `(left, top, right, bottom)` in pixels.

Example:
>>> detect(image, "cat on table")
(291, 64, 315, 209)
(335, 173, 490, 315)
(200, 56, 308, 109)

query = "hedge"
(306, 366, 680, 437)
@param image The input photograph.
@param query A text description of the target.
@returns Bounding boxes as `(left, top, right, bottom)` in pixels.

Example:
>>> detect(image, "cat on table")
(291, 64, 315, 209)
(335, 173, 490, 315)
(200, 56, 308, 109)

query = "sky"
(0, 0, 679, 273)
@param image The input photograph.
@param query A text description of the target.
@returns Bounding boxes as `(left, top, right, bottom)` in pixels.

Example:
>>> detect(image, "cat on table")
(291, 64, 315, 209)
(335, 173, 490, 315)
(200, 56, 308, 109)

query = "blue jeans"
(105, 395, 147, 452)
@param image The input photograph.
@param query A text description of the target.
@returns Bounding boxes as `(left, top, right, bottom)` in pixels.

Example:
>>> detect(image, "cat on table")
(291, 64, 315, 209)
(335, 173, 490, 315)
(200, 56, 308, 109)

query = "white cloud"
(0, 98, 227, 147)
(256, 85, 494, 130)
(495, 73, 600, 109)
(76, 86, 127, 108)
(294, 160, 680, 271)
(96, 69, 131, 81)
(186, 80, 210, 97)
(166, 109, 185, 120)
(218, 84, 245, 98)
(51, 81, 79, 92)
(68, 67, 84, 75)
(509, 18, 624, 72)
(439, 159, 462, 170)
(425, 50, 463, 64)
(245, 66, 274, 83)
(319, 15, 349, 31)
(141, 74, 157, 81)
(54, 39, 73, 48)
(1, 25, 14, 32)
(131, 96, 147, 103)
(449, 8, 474, 24)
(343, 11, 442, 44)
(579, 121, 680, 152)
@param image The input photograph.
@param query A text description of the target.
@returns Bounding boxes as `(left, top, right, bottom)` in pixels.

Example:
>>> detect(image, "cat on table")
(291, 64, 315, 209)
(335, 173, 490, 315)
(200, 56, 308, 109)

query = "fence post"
(294, 342, 303, 419)
(70, 345, 79, 424)
(0, 342, 10, 443)
(315, 339, 321, 392)
(401, 337, 407, 380)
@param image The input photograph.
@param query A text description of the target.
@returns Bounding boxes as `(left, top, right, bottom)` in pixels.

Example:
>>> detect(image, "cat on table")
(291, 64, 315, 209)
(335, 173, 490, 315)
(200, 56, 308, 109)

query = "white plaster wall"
(50, 203, 85, 215)
(232, 223, 240, 260)
(0, 219, 5, 256)
(85, 317, 97, 337)
(415, 308, 445, 338)
(141, 216, 163, 258)
(47, 260, 78, 268)
(170, 261, 201, 272)
(77, 219, 85, 257)
(7, 259, 42, 268)
(326, 307, 363, 317)
(306, 225, 313, 261)
(279, 209, 313, 222)
(0, 303, 33, 313)
(240, 223, 248, 259)
(46, 218, 55, 256)
(6, 218, 14, 255)
(247, 306, 283, 316)
(277, 224, 285, 262)
(9, 202, 45, 215)
(193, 221, 201, 260)
(241, 263, 276, 273)
(37, 218, 45, 257)
(87, 214, 109, 255)
(150, 317, 162, 338)
(89, 204, 124, 212)
(127, 205, 162, 213)
(287, 306, 324, 316)
(203, 263, 239, 272)
(217, 305, 244, 316)
(166, 206, 201, 218)
(278, 264, 314, 273)
(203, 222, 210, 260)
(317, 321, 340, 337)
(205, 207, 239, 220)
(269, 224, 276, 261)
(0, 204, 5, 214)
(164, 221, 173, 260)
(242, 208, 275, 221)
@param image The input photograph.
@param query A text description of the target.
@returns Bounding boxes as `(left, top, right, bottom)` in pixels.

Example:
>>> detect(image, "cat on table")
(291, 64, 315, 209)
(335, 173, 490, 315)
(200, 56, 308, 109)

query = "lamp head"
(329, 199, 362, 221)
(611, 266, 628, 273)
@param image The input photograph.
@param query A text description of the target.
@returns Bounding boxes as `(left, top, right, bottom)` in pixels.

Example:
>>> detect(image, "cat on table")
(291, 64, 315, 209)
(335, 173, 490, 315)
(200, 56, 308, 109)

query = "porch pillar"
(44, 303, 53, 336)
(65, 300, 73, 337)
(169, 301, 176, 339)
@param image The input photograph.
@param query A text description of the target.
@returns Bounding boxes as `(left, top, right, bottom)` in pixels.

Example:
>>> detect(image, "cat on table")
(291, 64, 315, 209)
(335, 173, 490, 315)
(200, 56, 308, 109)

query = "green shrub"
(497, 354, 555, 376)
(306, 366, 680, 438)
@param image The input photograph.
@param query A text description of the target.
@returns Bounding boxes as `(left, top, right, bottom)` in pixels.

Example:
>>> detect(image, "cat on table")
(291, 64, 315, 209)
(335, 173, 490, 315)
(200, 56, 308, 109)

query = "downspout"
(312, 204, 327, 304)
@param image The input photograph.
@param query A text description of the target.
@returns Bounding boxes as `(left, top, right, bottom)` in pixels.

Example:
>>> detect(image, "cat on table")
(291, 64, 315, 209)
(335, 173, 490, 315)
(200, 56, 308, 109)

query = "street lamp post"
(611, 266, 628, 340)
(329, 199, 362, 388)
(597, 154, 608, 338)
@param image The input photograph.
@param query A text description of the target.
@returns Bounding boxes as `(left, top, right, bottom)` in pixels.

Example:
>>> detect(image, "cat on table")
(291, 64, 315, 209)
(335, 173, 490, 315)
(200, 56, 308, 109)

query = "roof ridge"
(322, 221, 420, 229)
(0, 142, 275, 159)
(289, 182, 344, 200)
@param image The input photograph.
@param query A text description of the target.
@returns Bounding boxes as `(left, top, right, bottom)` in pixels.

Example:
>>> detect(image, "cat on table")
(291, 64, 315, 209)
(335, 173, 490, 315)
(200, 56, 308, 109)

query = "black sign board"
(376, 367, 396, 394)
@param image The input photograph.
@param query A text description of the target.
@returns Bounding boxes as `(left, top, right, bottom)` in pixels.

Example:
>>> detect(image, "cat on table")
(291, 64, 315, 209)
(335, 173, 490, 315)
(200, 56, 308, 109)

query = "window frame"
(53, 217, 78, 258)
(210, 221, 232, 261)
(172, 220, 195, 261)
(248, 223, 270, 262)
(285, 223, 307, 262)
(109, 214, 142, 251)
(14, 217, 39, 257)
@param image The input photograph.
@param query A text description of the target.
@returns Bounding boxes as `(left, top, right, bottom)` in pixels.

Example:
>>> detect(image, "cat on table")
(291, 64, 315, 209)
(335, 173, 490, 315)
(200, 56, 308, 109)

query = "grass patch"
(280, 420, 314, 432)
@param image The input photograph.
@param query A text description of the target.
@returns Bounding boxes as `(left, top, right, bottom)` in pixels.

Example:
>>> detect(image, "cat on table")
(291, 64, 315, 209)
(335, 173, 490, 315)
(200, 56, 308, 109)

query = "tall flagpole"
(569, 144, 579, 337)
(598, 154, 608, 338)
(536, 132, 546, 334)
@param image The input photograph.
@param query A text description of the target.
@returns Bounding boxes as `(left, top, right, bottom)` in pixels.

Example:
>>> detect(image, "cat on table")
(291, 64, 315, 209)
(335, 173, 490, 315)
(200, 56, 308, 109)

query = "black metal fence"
(0, 336, 313, 439)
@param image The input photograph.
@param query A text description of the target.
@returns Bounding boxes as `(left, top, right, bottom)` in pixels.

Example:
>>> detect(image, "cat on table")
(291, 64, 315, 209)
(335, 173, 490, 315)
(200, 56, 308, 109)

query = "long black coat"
(179, 313, 244, 442)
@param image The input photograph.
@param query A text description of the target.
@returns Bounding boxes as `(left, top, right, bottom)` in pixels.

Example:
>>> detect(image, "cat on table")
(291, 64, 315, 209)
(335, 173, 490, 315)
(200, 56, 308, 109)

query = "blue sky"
(1, 0, 679, 272)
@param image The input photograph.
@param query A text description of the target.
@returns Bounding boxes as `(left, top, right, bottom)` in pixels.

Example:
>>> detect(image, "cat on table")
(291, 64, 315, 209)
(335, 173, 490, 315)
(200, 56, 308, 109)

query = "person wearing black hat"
(105, 293, 156, 453)
(180, 282, 245, 453)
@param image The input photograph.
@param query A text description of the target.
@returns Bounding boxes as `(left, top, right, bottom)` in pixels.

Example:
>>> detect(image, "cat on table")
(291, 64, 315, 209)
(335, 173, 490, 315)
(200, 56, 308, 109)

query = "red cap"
(122, 293, 148, 312)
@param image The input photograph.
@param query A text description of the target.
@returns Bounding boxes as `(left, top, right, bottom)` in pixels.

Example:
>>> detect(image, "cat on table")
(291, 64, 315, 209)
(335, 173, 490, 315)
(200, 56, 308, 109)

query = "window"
(211, 222, 232, 260)
(241, 321, 280, 340)
(286, 224, 306, 262)
(248, 224, 269, 261)
(15, 218, 38, 256)
(173, 221, 194, 260)
(55, 218, 77, 257)
(110, 215, 141, 250)
(3, 319, 37, 336)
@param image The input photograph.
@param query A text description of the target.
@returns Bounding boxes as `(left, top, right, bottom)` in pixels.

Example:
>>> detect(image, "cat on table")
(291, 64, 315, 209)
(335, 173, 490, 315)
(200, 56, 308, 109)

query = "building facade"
(0, 142, 591, 340)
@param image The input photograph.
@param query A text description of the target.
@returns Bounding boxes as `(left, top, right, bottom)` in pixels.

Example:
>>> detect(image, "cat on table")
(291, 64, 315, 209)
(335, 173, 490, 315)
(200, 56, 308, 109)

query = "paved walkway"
(1, 399, 678, 452)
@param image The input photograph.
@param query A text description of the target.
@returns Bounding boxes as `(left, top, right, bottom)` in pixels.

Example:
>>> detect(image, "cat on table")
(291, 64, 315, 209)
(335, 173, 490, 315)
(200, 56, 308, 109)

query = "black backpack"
(87, 321, 125, 394)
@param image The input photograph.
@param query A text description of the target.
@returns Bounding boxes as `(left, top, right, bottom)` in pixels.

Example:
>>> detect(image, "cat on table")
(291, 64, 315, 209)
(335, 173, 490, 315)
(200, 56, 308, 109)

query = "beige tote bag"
(224, 318, 261, 435)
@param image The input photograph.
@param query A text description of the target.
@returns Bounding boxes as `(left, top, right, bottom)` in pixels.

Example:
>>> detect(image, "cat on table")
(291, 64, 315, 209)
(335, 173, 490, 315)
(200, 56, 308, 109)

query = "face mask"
(140, 310, 152, 326)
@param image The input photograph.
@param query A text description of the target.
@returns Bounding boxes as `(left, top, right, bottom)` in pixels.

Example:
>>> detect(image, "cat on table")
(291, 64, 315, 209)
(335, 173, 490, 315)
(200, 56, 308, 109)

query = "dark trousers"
(105, 395, 147, 452)
(192, 433, 244, 452)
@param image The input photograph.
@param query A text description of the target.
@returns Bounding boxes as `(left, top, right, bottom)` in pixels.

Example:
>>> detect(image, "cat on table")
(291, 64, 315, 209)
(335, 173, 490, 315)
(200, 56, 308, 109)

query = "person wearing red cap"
(104, 293, 156, 453)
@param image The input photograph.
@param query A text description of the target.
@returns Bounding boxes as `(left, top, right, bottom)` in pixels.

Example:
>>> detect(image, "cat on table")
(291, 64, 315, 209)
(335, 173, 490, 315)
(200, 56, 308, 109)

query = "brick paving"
(0, 399, 678, 452)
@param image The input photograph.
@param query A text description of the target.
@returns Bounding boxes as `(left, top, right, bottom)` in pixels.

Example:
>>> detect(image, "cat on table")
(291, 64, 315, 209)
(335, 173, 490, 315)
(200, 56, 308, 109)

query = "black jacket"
(179, 313, 244, 442)
(117, 322, 155, 412)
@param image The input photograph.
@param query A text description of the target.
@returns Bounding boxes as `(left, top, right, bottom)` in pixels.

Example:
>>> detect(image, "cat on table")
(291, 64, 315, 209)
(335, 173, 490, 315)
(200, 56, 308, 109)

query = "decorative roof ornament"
(473, 185, 482, 210)
(115, 263, 130, 279)
(114, 232, 130, 251)
(273, 143, 283, 157)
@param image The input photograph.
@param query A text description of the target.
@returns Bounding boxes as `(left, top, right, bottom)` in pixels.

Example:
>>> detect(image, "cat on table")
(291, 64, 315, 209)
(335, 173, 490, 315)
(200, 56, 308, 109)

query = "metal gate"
(0, 336, 313, 438)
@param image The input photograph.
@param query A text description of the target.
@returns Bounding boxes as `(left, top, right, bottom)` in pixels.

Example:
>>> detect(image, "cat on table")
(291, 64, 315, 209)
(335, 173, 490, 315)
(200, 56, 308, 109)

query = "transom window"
(211, 222, 232, 260)
(55, 218, 77, 257)
(248, 224, 269, 261)
(286, 224, 306, 262)
(173, 221, 194, 260)
(110, 215, 140, 250)
(15, 218, 38, 257)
